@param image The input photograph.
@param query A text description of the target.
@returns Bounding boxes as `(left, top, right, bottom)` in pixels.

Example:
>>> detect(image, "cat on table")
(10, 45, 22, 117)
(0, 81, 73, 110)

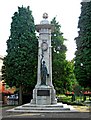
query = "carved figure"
(41, 61, 49, 85)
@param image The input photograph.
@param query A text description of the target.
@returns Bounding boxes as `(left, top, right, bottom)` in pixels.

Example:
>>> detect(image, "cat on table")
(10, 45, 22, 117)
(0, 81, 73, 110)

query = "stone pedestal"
(36, 86, 52, 105)
(31, 85, 57, 105)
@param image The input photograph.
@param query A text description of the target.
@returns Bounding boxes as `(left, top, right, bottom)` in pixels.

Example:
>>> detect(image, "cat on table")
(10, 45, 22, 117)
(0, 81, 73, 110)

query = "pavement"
(0, 105, 91, 120)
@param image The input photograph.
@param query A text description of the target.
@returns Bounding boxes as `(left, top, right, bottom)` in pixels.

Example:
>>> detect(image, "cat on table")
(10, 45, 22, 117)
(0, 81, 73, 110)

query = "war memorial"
(7, 13, 77, 113)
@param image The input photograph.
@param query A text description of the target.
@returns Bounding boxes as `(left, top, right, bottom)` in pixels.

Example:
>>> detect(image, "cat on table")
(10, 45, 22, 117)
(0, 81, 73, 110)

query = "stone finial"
(40, 13, 49, 24)
(43, 13, 48, 19)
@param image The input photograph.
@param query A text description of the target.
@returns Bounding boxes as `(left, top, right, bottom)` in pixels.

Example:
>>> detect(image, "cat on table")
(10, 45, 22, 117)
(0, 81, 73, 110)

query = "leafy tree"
(74, 1, 91, 88)
(65, 59, 78, 92)
(51, 17, 69, 93)
(51, 18, 77, 93)
(2, 6, 38, 104)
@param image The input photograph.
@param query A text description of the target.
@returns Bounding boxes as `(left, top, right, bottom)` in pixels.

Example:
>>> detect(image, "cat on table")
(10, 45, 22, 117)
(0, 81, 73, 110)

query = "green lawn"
(57, 94, 91, 106)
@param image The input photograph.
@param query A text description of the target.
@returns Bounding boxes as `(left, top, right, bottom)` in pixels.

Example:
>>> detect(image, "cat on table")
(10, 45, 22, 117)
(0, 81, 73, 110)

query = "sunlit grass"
(57, 94, 91, 105)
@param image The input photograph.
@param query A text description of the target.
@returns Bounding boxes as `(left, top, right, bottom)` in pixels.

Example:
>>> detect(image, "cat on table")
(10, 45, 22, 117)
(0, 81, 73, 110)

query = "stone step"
(7, 103, 78, 113)
(7, 108, 78, 113)
(14, 106, 70, 111)
(22, 103, 63, 108)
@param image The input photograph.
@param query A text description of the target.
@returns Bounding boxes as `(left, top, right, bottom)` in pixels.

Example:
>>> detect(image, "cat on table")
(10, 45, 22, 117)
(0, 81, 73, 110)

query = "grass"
(57, 94, 91, 112)
(57, 94, 91, 106)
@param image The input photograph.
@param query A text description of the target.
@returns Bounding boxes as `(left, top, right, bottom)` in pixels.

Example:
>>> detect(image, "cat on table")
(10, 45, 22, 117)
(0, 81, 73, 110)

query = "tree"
(74, 1, 91, 88)
(51, 17, 68, 93)
(2, 6, 38, 104)
(65, 59, 78, 92)
(51, 18, 77, 93)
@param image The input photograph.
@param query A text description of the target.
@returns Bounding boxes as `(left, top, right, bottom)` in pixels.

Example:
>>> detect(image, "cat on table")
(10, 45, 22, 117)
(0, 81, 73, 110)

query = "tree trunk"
(19, 85, 22, 105)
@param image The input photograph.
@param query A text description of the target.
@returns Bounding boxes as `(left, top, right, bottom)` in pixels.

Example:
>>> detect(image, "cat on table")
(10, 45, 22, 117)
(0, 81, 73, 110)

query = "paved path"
(1, 106, 91, 120)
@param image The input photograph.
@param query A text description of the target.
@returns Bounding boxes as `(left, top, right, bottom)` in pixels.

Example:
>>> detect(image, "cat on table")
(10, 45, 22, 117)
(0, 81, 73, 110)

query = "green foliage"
(64, 60, 77, 92)
(51, 17, 77, 93)
(51, 17, 66, 93)
(74, 2, 91, 88)
(2, 6, 38, 92)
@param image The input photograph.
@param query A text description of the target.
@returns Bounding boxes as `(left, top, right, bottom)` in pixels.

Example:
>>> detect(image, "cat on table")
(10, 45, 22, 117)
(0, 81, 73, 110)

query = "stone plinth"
(36, 86, 51, 105)
(31, 85, 57, 105)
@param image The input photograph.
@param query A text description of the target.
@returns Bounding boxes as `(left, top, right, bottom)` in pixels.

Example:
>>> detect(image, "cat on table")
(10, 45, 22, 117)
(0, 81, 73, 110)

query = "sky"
(0, 0, 82, 60)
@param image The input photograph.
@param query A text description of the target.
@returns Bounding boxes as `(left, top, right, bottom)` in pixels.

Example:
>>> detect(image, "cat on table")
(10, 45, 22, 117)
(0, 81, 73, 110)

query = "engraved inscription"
(37, 90, 50, 96)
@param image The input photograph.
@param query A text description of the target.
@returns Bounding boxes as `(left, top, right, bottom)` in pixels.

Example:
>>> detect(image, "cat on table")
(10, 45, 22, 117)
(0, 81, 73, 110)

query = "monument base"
(30, 85, 57, 105)
(7, 86, 77, 113)
(7, 103, 78, 113)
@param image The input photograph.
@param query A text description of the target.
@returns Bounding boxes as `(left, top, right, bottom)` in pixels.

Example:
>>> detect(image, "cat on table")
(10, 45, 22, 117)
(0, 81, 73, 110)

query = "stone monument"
(30, 13, 57, 105)
(7, 13, 77, 113)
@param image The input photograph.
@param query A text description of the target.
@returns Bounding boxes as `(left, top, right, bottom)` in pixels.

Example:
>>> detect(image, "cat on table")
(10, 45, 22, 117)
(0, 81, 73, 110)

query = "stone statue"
(41, 61, 49, 85)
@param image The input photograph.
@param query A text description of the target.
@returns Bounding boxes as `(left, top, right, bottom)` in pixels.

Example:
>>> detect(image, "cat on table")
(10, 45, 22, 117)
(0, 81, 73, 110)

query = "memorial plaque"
(37, 90, 50, 96)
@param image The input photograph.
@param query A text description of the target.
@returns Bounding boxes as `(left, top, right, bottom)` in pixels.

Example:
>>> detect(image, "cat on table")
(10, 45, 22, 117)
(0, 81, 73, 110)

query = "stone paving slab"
(1, 113, 91, 120)
(1, 105, 91, 120)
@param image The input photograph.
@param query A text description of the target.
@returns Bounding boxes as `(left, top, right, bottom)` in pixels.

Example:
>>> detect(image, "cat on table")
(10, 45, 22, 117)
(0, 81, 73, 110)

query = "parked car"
(7, 94, 18, 100)
(7, 94, 18, 105)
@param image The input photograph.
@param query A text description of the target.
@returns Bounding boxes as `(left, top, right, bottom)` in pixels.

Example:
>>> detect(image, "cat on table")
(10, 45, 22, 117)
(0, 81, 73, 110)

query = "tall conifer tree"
(74, 1, 91, 88)
(2, 6, 38, 104)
